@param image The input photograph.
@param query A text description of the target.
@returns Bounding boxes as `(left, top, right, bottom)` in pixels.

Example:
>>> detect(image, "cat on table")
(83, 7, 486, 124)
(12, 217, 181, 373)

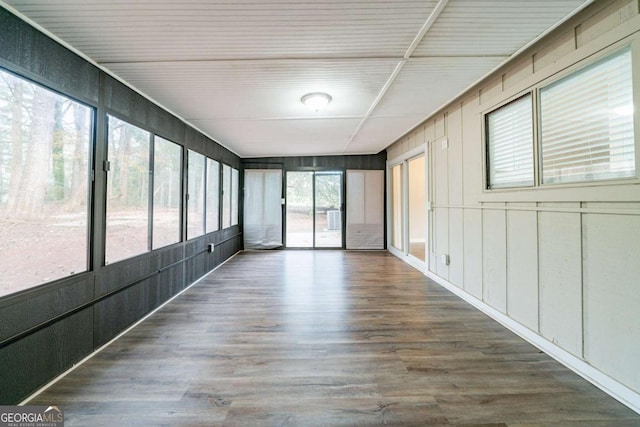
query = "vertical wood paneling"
(575, 0, 636, 48)
(433, 135, 449, 206)
(463, 209, 483, 299)
(482, 207, 507, 313)
(448, 106, 463, 206)
(583, 214, 640, 393)
(434, 114, 446, 139)
(461, 96, 481, 205)
(506, 209, 539, 331)
(435, 207, 449, 279)
(448, 208, 464, 288)
(539, 212, 582, 357)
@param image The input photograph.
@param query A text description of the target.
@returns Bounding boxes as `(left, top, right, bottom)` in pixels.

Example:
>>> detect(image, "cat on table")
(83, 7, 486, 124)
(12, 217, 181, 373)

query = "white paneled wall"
(538, 211, 583, 356)
(583, 213, 640, 391)
(506, 208, 538, 331)
(386, 0, 640, 411)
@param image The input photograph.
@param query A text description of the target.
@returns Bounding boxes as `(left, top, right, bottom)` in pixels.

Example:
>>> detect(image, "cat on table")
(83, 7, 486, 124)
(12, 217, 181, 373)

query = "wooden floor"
(32, 251, 640, 426)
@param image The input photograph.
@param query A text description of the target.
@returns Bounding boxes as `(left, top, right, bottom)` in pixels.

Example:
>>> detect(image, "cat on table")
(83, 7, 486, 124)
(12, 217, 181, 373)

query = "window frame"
(482, 40, 640, 196)
(186, 149, 206, 240)
(484, 92, 536, 190)
(0, 66, 96, 297)
(537, 46, 636, 187)
(105, 114, 154, 265)
(205, 157, 221, 233)
(151, 135, 183, 250)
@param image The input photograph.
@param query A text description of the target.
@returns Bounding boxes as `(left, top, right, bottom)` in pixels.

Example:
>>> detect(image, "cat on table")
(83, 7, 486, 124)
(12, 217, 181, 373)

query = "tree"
(8, 85, 56, 218)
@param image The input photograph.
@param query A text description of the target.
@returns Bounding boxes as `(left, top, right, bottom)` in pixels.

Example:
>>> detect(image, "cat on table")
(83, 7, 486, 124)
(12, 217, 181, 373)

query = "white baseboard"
(424, 270, 640, 415)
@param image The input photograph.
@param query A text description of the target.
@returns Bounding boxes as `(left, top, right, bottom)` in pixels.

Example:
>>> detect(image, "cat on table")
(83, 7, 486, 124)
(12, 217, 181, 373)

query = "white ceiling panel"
(348, 115, 427, 151)
(3, 0, 589, 156)
(6, 0, 438, 62)
(414, 0, 587, 57)
(190, 118, 363, 157)
(104, 59, 400, 121)
(373, 56, 507, 117)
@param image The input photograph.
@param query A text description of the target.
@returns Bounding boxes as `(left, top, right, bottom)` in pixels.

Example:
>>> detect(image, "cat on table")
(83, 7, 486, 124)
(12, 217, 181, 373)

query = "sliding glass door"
(285, 171, 343, 248)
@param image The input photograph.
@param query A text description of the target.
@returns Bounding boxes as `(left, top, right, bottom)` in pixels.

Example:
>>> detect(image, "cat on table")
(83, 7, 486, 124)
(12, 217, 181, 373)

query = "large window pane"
(222, 164, 231, 228)
(486, 94, 534, 189)
(0, 70, 92, 297)
(153, 136, 182, 249)
(206, 158, 220, 233)
(187, 150, 205, 239)
(391, 164, 403, 250)
(408, 156, 426, 261)
(105, 116, 150, 264)
(286, 171, 313, 247)
(231, 167, 239, 226)
(540, 48, 635, 184)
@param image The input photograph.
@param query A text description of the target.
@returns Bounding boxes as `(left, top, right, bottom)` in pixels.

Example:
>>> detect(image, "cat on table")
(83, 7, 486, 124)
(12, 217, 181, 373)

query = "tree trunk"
(5, 80, 24, 213)
(11, 86, 56, 218)
(118, 125, 131, 206)
(51, 98, 65, 201)
(69, 103, 88, 209)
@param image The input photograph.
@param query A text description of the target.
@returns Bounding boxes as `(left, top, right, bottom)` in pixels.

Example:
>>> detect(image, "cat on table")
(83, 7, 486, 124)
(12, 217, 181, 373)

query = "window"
(539, 47, 634, 184)
(206, 158, 220, 233)
(105, 116, 151, 264)
(221, 165, 239, 228)
(231, 168, 239, 226)
(152, 136, 182, 249)
(486, 94, 534, 189)
(485, 46, 636, 191)
(187, 150, 205, 239)
(0, 69, 93, 297)
(222, 164, 231, 228)
(390, 164, 403, 250)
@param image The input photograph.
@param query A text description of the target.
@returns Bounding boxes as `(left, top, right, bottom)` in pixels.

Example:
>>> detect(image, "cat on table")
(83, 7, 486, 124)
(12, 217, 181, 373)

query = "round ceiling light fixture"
(301, 92, 332, 112)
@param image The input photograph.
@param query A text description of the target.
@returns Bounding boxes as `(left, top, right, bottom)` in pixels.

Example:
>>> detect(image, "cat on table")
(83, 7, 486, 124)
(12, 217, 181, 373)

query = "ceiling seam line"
(344, 0, 450, 153)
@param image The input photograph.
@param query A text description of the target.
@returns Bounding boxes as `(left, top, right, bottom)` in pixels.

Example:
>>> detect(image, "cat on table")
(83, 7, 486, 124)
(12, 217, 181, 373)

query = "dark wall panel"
(103, 75, 185, 143)
(0, 309, 93, 404)
(0, 276, 94, 342)
(243, 152, 386, 171)
(0, 9, 99, 104)
(94, 277, 157, 346)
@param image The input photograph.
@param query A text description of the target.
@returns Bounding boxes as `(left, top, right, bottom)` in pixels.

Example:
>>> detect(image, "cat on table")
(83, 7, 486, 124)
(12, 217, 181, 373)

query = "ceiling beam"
(344, 0, 450, 152)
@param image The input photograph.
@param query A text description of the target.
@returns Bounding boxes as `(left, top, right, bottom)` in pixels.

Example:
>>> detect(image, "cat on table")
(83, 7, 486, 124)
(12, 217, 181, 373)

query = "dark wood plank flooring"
(31, 251, 640, 426)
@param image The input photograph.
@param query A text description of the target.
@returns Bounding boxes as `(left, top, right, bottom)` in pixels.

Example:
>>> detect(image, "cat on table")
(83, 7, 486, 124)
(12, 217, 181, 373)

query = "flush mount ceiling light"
(301, 92, 332, 112)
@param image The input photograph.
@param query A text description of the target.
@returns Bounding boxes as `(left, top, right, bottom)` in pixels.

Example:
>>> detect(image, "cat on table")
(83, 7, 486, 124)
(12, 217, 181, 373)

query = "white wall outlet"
(441, 138, 448, 150)
(441, 254, 450, 265)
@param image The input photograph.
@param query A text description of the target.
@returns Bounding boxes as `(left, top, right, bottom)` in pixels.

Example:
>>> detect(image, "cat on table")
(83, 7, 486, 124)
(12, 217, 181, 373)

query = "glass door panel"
(408, 156, 426, 261)
(314, 173, 342, 248)
(390, 164, 403, 251)
(285, 171, 313, 247)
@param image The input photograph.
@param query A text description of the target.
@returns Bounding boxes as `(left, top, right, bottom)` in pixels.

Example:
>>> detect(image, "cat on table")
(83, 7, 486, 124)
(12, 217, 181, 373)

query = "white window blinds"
(486, 94, 534, 189)
(539, 47, 635, 184)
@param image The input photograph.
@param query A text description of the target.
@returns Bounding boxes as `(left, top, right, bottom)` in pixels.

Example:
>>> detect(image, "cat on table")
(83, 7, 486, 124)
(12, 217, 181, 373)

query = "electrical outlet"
(441, 254, 450, 266)
(207, 244, 215, 253)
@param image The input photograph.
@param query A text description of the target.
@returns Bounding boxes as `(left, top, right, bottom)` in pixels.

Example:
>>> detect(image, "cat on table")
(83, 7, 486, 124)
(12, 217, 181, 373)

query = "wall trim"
(419, 267, 640, 415)
(19, 251, 240, 406)
(430, 203, 640, 216)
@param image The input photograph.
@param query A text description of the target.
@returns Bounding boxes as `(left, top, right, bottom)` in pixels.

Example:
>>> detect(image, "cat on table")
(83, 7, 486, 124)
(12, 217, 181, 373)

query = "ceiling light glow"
(301, 92, 332, 112)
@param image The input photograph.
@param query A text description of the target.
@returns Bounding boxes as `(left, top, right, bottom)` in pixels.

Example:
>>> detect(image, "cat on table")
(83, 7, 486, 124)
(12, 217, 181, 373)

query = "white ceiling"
(3, 0, 588, 157)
